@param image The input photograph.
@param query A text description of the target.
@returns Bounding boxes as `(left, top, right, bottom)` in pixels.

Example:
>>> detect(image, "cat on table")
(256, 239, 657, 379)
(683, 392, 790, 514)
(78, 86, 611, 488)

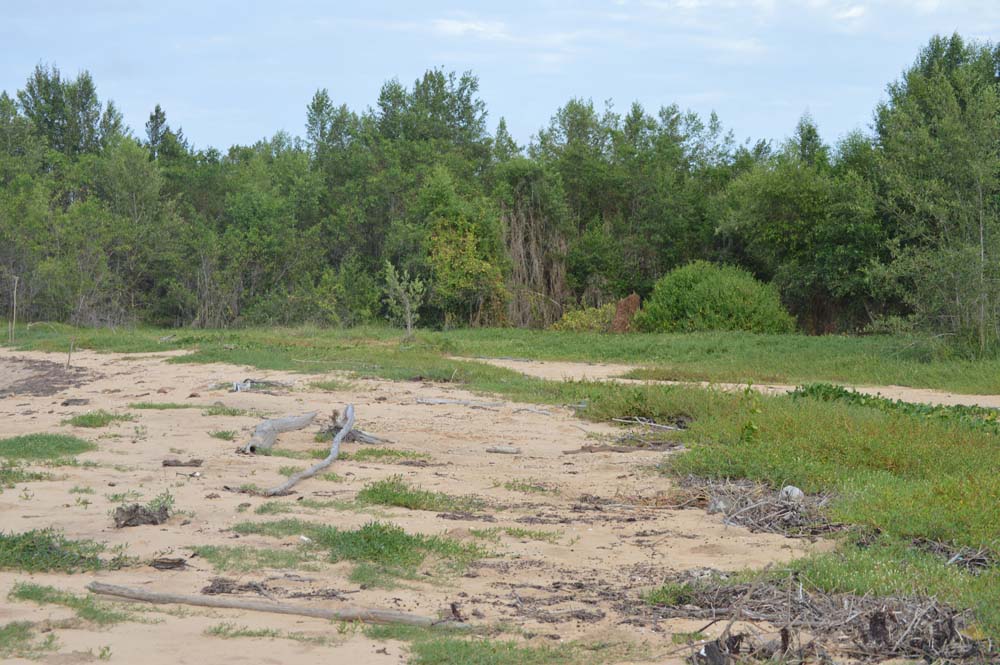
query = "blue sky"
(2, 1, 997, 151)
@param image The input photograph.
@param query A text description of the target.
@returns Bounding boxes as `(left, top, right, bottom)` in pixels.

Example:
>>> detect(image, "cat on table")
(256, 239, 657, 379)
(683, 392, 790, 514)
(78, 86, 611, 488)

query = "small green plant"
(69, 485, 95, 494)
(10, 583, 134, 626)
(0, 462, 50, 487)
(384, 260, 426, 338)
(0, 621, 57, 659)
(340, 447, 429, 462)
(470, 527, 562, 544)
(129, 402, 200, 410)
(356, 476, 484, 512)
(309, 379, 354, 392)
(499, 478, 558, 495)
(0, 529, 109, 573)
(98, 645, 113, 660)
(209, 430, 237, 441)
(63, 410, 134, 428)
(202, 405, 250, 417)
(644, 582, 694, 606)
(672, 631, 707, 644)
(0, 433, 95, 459)
(278, 465, 303, 477)
(191, 545, 317, 572)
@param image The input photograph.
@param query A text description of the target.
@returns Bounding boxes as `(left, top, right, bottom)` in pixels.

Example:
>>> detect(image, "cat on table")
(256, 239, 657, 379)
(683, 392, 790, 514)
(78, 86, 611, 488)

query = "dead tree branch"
(87, 581, 461, 628)
(264, 404, 355, 496)
(239, 412, 317, 454)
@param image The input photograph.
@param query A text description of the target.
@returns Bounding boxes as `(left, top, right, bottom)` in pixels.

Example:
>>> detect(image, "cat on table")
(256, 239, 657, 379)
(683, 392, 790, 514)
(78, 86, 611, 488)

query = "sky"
(2, 1, 998, 151)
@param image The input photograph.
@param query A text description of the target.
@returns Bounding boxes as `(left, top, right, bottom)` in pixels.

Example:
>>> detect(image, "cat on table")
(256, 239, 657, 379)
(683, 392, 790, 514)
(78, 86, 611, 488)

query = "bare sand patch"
(0, 348, 822, 664)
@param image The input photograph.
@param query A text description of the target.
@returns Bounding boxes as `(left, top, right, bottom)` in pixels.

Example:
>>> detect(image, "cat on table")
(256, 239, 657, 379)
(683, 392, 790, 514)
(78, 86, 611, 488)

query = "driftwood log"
(87, 582, 460, 628)
(264, 405, 355, 496)
(239, 412, 317, 454)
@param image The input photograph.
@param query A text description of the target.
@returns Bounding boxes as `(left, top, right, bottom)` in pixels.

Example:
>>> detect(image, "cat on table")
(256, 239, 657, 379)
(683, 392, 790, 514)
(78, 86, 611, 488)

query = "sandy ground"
(0, 349, 827, 664)
(466, 357, 1000, 409)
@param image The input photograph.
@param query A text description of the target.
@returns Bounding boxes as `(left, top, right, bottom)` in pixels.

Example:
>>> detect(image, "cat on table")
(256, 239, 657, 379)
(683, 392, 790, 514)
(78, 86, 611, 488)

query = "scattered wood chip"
(113, 504, 169, 528)
(151, 557, 187, 570)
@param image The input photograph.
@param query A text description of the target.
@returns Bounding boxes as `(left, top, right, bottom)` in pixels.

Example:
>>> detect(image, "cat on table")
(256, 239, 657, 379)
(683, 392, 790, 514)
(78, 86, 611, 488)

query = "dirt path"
(465, 357, 1000, 409)
(0, 349, 825, 664)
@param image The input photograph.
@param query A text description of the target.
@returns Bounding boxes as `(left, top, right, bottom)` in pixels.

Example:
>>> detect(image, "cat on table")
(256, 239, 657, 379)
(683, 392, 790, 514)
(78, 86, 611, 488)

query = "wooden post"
(8, 275, 18, 344)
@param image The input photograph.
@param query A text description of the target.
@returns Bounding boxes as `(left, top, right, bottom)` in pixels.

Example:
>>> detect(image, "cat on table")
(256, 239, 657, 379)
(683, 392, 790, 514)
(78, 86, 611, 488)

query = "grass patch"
(356, 476, 484, 512)
(206, 621, 339, 646)
(209, 430, 237, 441)
(470, 527, 562, 545)
(341, 447, 430, 462)
(278, 465, 303, 477)
(309, 378, 354, 392)
(644, 581, 694, 607)
(10, 583, 134, 626)
(499, 479, 558, 495)
(129, 401, 200, 410)
(62, 410, 133, 428)
(202, 405, 251, 417)
(0, 433, 95, 459)
(0, 529, 115, 573)
(191, 545, 317, 572)
(233, 519, 483, 581)
(0, 621, 57, 659)
(69, 485, 95, 494)
(254, 499, 354, 515)
(0, 462, 51, 487)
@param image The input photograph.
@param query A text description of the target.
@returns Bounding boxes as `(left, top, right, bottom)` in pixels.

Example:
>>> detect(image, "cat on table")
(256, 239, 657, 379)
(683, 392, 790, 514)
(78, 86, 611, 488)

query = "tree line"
(1, 34, 998, 352)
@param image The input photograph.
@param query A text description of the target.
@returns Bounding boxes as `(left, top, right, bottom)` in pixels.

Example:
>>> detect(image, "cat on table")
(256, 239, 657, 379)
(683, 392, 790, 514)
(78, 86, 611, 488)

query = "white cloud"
(430, 19, 510, 41)
(833, 5, 866, 20)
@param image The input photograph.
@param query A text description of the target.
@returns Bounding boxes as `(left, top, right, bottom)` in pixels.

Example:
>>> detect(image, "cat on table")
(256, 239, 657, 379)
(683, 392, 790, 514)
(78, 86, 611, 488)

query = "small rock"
(779, 485, 805, 503)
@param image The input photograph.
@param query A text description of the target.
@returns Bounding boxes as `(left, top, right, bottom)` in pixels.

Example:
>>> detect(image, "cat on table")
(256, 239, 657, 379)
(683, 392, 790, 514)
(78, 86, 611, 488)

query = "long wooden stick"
(87, 582, 458, 628)
(8, 275, 17, 344)
(265, 404, 354, 496)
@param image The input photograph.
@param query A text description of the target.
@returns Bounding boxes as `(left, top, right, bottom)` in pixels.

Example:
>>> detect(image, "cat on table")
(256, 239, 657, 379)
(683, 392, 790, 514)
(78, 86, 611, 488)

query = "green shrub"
(549, 303, 616, 333)
(634, 261, 794, 333)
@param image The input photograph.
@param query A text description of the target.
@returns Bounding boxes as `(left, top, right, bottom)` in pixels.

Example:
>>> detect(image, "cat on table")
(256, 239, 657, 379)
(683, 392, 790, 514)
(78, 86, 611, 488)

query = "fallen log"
(264, 405, 354, 496)
(239, 412, 317, 454)
(485, 445, 521, 455)
(87, 582, 461, 628)
(162, 458, 203, 467)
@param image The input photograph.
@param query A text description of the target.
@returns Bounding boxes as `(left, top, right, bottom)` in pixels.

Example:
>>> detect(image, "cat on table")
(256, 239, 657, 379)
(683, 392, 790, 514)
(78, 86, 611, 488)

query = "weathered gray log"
(239, 412, 317, 454)
(87, 581, 460, 628)
(485, 445, 521, 455)
(320, 418, 391, 445)
(264, 405, 354, 496)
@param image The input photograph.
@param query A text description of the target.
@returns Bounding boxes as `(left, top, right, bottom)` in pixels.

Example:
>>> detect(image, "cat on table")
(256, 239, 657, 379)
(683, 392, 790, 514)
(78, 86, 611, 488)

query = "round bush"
(634, 261, 795, 334)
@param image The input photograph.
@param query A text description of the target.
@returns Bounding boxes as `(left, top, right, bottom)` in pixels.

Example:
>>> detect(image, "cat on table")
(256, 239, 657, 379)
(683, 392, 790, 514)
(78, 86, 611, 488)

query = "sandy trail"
(466, 357, 1000, 409)
(0, 349, 823, 664)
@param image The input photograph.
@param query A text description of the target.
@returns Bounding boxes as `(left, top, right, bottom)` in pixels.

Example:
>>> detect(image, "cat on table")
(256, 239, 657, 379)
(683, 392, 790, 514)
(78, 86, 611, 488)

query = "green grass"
(129, 401, 200, 410)
(11, 323, 1000, 393)
(209, 430, 237, 441)
(202, 405, 251, 417)
(309, 378, 354, 392)
(0, 462, 51, 487)
(69, 485, 95, 494)
(0, 433, 95, 459)
(254, 499, 354, 515)
(9, 583, 134, 625)
(0, 621, 57, 659)
(0, 529, 111, 573)
(232, 519, 483, 582)
(498, 479, 558, 495)
(191, 545, 317, 572)
(278, 465, 303, 477)
(470, 527, 562, 544)
(340, 447, 430, 462)
(365, 625, 637, 665)
(643, 582, 694, 607)
(63, 410, 133, 428)
(356, 476, 485, 512)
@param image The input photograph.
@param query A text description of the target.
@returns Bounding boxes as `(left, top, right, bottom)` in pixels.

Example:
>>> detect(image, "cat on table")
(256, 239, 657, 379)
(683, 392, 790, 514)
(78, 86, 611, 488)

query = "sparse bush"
(548, 303, 616, 333)
(634, 261, 795, 334)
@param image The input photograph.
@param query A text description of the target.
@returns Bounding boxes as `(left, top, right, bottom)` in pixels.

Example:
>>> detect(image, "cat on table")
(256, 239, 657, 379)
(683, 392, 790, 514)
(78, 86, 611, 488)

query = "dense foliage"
(1, 35, 999, 351)
(634, 261, 794, 333)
